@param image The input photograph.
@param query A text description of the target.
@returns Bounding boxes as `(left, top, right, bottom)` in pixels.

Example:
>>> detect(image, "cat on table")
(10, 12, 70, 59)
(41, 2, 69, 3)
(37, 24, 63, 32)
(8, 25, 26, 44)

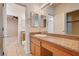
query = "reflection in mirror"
(41, 15, 47, 28)
(30, 12, 47, 33)
(31, 13, 40, 27)
(66, 10, 79, 35)
(33, 14, 39, 27)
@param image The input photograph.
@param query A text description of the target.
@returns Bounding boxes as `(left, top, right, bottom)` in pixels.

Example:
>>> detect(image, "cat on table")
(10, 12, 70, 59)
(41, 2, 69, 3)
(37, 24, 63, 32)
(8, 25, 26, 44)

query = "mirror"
(30, 12, 47, 28)
(66, 10, 79, 35)
(40, 15, 47, 28)
(31, 12, 40, 27)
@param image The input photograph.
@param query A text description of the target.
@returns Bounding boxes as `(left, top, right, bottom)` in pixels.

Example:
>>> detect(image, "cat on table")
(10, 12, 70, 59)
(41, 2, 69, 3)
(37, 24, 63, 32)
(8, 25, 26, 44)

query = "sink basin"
(34, 34, 47, 37)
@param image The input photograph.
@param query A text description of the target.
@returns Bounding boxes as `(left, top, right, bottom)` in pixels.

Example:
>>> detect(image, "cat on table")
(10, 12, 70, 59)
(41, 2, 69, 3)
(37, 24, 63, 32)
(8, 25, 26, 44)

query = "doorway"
(7, 15, 18, 37)
(4, 3, 25, 56)
(47, 15, 54, 33)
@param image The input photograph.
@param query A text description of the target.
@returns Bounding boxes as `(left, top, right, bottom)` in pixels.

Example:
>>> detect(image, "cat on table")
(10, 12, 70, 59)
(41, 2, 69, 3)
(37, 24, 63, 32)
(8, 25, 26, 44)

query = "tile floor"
(4, 36, 25, 56)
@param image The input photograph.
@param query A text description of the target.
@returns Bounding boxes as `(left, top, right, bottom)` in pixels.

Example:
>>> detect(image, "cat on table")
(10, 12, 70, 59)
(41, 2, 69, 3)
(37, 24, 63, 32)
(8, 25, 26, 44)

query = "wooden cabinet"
(30, 42, 35, 56)
(42, 41, 72, 56)
(41, 47, 53, 56)
(30, 35, 79, 56)
(53, 49, 72, 56)
(35, 45, 41, 56)
(30, 38, 41, 56)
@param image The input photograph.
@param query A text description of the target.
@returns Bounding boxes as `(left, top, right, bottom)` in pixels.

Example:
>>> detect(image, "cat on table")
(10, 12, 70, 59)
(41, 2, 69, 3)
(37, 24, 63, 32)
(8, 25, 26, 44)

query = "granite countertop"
(31, 34, 79, 52)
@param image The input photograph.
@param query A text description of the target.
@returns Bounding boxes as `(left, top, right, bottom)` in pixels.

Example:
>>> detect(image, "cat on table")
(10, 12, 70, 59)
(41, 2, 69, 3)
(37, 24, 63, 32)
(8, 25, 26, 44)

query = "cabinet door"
(30, 42, 35, 56)
(53, 48, 72, 56)
(35, 45, 41, 56)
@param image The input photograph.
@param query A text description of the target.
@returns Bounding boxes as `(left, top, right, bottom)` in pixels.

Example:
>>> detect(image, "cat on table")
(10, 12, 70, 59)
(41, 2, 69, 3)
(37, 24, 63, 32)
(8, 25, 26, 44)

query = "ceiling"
(20, 3, 51, 8)
(17, 3, 61, 8)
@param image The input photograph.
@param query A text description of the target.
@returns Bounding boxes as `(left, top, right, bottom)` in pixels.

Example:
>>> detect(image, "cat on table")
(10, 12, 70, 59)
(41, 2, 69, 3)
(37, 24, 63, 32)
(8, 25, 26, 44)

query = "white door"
(47, 15, 54, 33)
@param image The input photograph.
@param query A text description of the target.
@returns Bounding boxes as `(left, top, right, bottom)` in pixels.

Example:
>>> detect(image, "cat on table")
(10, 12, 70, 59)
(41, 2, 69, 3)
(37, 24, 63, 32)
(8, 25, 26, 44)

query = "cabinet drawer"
(42, 41, 72, 56)
(53, 48, 72, 56)
(42, 41, 54, 52)
(30, 38, 41, 46)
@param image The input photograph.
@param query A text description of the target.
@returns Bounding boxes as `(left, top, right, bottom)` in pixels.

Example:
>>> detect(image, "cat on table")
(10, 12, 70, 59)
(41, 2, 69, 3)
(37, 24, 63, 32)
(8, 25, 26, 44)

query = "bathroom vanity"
(30, 32, 79, 56)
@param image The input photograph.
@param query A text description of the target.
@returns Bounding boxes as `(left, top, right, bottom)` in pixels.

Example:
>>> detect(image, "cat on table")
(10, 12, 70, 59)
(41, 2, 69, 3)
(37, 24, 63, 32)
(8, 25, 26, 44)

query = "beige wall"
(54, 13, 65, 34)
(53, 3, 79, 34)
(27, 3, 79, 34)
